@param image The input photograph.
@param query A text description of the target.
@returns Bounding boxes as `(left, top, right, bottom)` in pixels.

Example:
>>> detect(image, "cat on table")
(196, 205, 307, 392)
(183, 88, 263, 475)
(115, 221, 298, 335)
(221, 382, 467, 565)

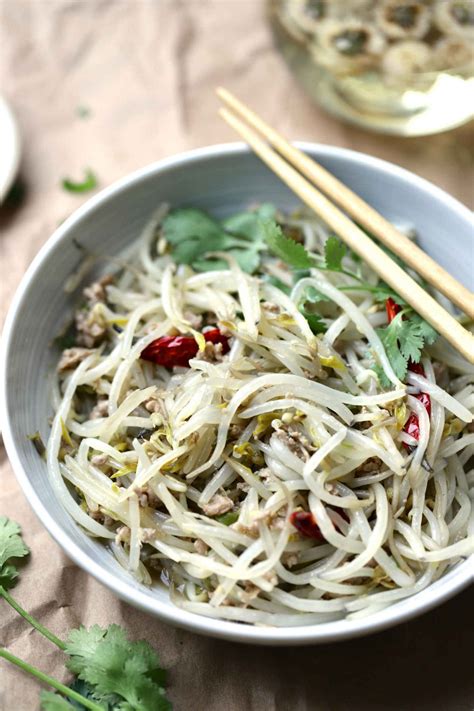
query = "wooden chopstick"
(217, 87, 474, 321)
(218, 103, 474, 364)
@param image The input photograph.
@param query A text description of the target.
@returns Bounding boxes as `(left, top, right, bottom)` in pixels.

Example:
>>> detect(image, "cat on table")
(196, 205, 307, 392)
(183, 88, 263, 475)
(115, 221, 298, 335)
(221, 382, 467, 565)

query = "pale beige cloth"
(0, 2, 473, 710)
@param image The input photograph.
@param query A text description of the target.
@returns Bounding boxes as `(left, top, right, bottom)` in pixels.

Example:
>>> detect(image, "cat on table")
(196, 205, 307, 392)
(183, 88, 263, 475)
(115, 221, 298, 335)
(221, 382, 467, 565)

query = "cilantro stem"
(339, 284, 392, 295)
(0, 586, 66, 651)
(339, 284, 379, 292)
(0, 647, 104, 711)
(311, 261, 365, 283)
(338, 284, 407, 304)
(336, 269, 364, 282)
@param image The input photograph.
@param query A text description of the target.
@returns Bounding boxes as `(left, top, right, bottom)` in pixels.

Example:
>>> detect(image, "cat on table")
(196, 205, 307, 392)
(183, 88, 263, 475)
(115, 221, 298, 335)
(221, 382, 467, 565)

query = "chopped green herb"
(62, 170, 98, 194)
(222, 203, 275, 240)
(163, 208, 222, 248)
(299, 308, 327, 334)
(376, 310, 438, 384)
(216, 511, 239, 525)
(263, 222, 313, 269)
(297, 284, 329, 334)
(300, 308, 328, 334)
(324, 235, 346, 271)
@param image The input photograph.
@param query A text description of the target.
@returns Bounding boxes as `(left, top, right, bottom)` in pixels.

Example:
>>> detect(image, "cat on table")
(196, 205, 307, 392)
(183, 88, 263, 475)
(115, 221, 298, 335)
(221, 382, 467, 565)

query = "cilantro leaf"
(170, 234, 225, 266)
(0, 517, 29, 590)
(373, 364, 391, 389)
(162, 208, 223, 246)
(324, 236, 346, 270)
(68, 678, 113, 710)
(41, 681, 110, 711)
(300, 309, 327, 335)
(296, 285, 329, 334)
(376, 314, 410, 382)
(0, 562, 22, 590)
(62, 170, 98, 194)
(226, 247, 261, 274)
(222, 203, 275, 240)
(163, 207, 270, 274)
(65, 625, 170, 711)
(411, 312, 438, 346)
(263, 221, 313, 268)
(66, 625, 107, 664)
(40, 692, 77, 711)
(376, 310, 438, 384)
(193, 246, 261, 275)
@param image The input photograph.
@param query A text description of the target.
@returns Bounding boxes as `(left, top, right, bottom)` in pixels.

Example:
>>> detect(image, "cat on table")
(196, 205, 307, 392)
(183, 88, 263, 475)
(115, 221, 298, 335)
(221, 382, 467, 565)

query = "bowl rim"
(1, 141, 473, 645)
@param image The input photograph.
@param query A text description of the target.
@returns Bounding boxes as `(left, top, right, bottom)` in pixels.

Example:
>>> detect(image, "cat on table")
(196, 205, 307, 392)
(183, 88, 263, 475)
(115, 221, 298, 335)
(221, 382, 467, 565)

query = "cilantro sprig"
(162, 204, 275, 274)
(265, 226, 405, 302)
(0, 517, 171, 711)
(163, 206, 437, 373)
(0, 516, 29, 589)
(263, 223, 313, 269)
(263, 222, 438, 376)
(376, 310, 438, 385)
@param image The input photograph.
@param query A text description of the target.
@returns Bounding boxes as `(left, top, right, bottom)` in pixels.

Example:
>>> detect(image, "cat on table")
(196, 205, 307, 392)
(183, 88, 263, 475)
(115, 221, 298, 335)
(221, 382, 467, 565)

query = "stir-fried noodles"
(47, 203, 474, 625)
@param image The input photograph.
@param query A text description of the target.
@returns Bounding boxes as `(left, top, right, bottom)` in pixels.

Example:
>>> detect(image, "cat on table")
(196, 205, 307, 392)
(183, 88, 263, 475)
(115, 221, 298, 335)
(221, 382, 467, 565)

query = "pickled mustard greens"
(46, 203, 474, 626)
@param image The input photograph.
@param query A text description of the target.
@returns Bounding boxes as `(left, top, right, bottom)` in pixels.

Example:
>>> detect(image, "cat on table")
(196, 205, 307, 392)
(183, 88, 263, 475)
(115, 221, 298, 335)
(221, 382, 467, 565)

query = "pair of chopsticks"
(217, 87, 474, 365)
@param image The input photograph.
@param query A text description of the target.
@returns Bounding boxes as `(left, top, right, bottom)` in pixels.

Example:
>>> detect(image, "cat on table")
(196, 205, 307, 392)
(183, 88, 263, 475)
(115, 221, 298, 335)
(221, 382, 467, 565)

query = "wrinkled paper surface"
(1, 1, 473, 709)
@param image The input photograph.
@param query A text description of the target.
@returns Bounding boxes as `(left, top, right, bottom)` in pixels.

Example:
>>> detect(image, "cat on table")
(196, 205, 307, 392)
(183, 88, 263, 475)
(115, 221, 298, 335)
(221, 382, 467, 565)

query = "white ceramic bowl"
(1, 143, 473, 645)
(0, 95, 22, 202)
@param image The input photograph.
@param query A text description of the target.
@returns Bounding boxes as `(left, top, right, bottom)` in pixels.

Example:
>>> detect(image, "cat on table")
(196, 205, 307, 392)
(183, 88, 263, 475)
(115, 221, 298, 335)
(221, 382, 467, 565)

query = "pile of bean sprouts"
(47, 205, 474, 626)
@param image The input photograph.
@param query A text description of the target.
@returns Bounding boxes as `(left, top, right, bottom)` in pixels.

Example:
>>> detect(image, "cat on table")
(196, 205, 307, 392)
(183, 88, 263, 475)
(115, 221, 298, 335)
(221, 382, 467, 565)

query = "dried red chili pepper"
(407, 362, 425, 377)
(141, 328, 229, 368)
(290, 508, 349, 541)
(411, 388, 431, 417)
(403, 363, 431, 446)
(404, 413, 420, 441)
(385, 297, 402, 323)
(201, 328, 230, 351)
(290, 511, 324, 540)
